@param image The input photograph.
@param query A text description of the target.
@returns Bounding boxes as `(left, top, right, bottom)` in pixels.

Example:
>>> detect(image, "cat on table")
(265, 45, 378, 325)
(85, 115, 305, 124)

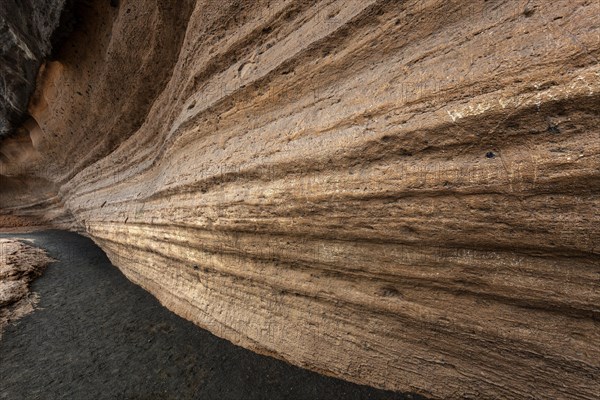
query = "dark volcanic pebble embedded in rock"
(0, 231, 423, 400)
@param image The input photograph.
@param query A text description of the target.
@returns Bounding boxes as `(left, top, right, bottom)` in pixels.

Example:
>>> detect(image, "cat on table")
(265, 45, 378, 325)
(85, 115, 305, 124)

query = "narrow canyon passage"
(0, 231, 423, 400)
(1, 1, 598, 398)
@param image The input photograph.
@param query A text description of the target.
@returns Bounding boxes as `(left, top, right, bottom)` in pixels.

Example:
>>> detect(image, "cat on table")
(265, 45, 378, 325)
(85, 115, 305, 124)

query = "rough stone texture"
(0, 0, 68, 137)
(0, 1, 599, 399)
(0, 230, 420, 400)
(0, 238, 53, 338)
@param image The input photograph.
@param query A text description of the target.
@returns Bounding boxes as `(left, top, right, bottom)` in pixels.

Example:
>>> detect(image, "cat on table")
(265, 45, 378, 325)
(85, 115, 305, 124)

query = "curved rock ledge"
(1, 1, 599, 398)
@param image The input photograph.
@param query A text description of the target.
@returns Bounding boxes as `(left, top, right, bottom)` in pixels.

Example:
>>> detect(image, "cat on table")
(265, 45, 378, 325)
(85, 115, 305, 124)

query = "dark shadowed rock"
(0, 0, 68, 138)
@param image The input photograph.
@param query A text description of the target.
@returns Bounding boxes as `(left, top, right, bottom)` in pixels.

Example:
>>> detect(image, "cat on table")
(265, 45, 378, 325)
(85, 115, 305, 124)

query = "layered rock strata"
(0, 1, 599, 398)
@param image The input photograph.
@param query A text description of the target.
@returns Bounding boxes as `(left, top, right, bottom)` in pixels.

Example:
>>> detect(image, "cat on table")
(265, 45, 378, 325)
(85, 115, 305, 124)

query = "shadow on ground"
(0, 230, 426, 400)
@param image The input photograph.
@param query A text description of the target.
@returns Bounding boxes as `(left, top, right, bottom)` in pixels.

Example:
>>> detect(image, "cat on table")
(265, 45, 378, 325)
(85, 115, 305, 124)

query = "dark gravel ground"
(0, 230, 425, 400)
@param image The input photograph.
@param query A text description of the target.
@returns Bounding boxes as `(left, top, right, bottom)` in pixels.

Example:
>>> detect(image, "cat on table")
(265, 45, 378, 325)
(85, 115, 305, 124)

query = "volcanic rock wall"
(0, 0, 69, 137)
(1, 1, 599, 398)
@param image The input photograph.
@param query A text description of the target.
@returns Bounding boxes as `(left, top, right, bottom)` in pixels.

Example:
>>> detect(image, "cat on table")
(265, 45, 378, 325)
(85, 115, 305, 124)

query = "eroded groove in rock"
(0, 1, 599, 398)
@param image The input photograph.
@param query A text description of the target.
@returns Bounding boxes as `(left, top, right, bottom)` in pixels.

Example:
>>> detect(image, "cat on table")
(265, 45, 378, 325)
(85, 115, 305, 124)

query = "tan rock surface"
(0, 1, 599, 398)
(0, 239, 54, 337)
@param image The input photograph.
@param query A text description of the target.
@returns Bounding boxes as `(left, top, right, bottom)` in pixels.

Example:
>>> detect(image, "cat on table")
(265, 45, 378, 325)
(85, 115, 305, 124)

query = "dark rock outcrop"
(0, 0, 68, 138)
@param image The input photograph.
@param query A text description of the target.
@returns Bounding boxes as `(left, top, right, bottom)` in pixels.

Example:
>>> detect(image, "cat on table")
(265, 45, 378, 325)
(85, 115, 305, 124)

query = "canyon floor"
(0, 230, 423, 400)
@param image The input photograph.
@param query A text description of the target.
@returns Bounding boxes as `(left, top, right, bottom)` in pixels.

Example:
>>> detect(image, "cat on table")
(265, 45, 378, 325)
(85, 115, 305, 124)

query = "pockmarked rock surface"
(0, 1, 599, 399)
(0, 238, 53, 337)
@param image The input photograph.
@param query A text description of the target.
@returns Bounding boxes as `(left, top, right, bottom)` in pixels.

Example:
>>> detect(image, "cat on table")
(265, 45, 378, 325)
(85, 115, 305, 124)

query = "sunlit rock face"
(1, 1, 599, 398)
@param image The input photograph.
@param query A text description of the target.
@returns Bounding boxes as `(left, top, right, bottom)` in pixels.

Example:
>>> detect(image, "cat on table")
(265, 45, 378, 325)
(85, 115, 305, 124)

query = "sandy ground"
(0, 230, 424, 400)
